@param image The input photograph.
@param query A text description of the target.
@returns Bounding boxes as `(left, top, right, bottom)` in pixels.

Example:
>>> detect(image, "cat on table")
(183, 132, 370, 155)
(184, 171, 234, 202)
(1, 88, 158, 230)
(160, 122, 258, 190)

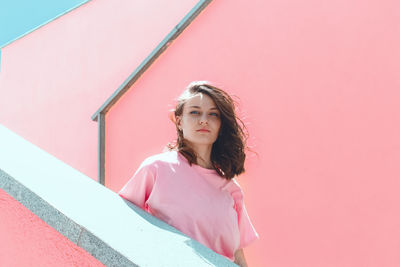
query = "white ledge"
(0, 124, 236, 267)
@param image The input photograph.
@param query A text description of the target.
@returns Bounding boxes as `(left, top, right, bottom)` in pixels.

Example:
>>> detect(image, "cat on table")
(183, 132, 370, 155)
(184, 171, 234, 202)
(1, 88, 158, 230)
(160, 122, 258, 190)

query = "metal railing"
(91, 0, 213, 185)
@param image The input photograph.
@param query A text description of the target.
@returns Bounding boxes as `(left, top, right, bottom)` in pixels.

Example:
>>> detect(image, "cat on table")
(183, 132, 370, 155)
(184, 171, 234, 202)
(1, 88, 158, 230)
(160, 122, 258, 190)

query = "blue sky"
(0, 0, 89, 48)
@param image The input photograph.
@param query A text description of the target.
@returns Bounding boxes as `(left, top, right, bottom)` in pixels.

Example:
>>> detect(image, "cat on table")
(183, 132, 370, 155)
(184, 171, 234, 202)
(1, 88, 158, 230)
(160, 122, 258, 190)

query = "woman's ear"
(169, 111, 182, 130)
(176, 116, 182, 130)
(169, 110, 177, 123)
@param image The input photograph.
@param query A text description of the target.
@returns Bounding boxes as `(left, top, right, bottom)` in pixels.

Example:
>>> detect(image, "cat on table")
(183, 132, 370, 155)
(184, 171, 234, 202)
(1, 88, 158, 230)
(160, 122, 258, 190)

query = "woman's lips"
(197, 129, 210, 132)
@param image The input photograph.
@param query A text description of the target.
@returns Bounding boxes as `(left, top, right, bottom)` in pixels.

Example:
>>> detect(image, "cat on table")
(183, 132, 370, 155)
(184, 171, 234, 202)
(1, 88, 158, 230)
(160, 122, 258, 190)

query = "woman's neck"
(196, 156, 214, 169)
(189, 143, 214, 169)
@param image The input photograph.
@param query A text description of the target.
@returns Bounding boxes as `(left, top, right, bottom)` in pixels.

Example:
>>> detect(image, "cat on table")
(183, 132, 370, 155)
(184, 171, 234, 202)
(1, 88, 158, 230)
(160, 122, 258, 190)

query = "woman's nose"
(199, 114, 208, 124)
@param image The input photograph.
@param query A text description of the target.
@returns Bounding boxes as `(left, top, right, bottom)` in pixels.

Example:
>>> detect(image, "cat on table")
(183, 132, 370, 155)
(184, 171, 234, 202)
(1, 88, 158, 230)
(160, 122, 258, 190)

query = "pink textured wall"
(0, 189, 104, 266)
(0, 0, 198, 181)
(106, 0, 400, 266)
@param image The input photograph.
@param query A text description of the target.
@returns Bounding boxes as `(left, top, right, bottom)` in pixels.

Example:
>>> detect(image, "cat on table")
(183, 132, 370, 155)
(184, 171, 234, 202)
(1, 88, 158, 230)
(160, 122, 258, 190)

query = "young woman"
(118, 81, 259, 266)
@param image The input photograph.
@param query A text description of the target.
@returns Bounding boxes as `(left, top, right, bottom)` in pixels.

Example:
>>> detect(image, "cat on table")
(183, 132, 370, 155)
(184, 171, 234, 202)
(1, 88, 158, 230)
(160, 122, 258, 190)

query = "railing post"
(98, 113, 105, 185)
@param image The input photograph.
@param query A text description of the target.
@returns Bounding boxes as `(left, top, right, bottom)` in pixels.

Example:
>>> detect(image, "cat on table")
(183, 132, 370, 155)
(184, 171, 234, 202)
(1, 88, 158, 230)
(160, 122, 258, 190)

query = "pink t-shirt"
(118, 150, 259, 261)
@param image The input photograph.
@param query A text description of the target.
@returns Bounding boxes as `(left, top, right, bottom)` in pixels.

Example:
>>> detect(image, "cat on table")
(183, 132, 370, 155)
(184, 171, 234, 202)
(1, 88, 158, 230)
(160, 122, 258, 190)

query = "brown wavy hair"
(166, 81, 250, 179)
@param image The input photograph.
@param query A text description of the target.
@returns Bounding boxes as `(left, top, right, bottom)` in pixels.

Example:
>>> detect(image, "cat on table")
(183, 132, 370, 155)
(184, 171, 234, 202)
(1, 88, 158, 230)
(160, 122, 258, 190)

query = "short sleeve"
(231, 182, 259, 249)
(118, 159, 156, 211)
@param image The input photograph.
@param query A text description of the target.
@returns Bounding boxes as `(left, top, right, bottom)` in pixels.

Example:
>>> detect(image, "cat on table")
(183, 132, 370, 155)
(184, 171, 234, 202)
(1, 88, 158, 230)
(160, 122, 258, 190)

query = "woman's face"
(176, 93, 221, 147)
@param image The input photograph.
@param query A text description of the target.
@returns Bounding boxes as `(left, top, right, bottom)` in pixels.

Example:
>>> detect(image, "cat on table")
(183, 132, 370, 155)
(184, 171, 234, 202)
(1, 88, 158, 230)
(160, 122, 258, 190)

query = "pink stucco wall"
(0, 0, 198, 181)
(0, 189, 104, 266)
(106, 0, 400, 266)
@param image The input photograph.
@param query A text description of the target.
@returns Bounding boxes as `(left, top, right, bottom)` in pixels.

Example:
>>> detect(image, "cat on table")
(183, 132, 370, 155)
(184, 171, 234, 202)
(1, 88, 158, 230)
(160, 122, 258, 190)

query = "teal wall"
(0, 0, 90, 48)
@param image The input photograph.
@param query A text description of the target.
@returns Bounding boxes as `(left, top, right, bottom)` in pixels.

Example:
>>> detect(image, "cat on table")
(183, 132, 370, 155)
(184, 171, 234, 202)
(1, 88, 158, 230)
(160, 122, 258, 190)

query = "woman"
(118, 81, 259, 266)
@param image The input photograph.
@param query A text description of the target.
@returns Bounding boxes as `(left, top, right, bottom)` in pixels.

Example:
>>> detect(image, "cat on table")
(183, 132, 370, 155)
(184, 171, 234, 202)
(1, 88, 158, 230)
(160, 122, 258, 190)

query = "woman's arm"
(234, 248, 248, 267)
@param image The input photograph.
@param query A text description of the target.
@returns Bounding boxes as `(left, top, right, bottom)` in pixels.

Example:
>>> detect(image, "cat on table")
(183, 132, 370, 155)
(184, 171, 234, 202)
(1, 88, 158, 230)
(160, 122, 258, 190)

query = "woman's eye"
(190, 111, 219, 117)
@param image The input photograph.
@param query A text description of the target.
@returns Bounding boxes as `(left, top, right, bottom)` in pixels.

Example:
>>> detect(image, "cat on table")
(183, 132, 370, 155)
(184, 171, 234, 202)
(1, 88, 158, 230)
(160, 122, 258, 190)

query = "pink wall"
(0, 0, 198, 181)
(0, 189, 104, 266)
(106, 0, 400, 266)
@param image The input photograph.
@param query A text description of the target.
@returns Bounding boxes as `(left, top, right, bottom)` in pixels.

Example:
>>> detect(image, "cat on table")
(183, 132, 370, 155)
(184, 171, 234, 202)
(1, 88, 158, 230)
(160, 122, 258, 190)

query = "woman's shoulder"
(224, 177, 244, 198)
(140, 149, 179, 167)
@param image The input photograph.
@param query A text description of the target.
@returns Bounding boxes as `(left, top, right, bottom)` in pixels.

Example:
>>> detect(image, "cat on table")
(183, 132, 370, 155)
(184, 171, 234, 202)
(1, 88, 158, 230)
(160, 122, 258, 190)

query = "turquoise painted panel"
(0, 0, 90, 48)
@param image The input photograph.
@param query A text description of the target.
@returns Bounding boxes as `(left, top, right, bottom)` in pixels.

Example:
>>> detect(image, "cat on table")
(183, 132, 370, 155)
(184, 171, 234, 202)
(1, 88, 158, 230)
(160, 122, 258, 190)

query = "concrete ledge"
(0, 124, 237, 266)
